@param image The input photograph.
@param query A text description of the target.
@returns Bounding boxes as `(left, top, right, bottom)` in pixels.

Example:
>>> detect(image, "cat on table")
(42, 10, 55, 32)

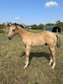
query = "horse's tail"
(56, 34, 61, 48)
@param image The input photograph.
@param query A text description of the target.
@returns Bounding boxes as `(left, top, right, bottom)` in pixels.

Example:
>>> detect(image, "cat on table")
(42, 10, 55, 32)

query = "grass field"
(0, 30, 63, 84)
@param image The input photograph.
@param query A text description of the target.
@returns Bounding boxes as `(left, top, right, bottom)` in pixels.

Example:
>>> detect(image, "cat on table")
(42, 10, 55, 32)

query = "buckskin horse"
(7, 23, 60, 69)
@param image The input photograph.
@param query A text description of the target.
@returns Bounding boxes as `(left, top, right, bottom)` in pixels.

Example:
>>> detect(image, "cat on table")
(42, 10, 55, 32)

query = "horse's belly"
(32, 40, 45, 46)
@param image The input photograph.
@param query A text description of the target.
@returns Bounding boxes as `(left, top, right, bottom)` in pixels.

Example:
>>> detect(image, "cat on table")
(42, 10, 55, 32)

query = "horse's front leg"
(24, 45, 31, 69)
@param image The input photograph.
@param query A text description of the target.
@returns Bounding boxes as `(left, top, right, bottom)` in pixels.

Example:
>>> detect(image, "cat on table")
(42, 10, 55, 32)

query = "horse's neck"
(17, 26, 29, 37)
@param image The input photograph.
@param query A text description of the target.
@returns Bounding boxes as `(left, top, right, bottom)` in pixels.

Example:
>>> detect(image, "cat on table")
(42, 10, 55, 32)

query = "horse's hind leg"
(49, 46, 56, 69)
(24, 45, 31, 69)
(48, 47, 53, 65)
(49, 56, 53, 66)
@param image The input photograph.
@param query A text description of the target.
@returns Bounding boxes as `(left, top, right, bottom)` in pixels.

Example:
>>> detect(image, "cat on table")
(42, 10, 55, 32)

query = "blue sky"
(0, 0, 63, 25)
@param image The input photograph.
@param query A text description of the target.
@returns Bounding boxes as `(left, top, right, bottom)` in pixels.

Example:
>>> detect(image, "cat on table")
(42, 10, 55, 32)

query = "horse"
(7, 23, 60, 69)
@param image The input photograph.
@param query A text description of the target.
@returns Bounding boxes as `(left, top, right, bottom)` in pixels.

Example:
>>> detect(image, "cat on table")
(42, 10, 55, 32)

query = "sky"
(0, 0, 63, 25)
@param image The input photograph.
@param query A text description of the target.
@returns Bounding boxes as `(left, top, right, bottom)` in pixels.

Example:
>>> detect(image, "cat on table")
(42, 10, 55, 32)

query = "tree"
(30, 24, 45, 30)
(56, 20, 63, 30)
(46, 23, 55, 27)
(38, 24, 45, 30)
(31, 24, 38, 29)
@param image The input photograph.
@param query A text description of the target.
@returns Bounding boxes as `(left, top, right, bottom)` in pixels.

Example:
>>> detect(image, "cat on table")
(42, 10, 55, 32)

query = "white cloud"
(15, 16, 20, 20)
(45, 1, 58, 8)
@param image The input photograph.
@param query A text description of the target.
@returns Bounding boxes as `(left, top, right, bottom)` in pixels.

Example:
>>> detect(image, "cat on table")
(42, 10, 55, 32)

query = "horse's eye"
(13, 30, 15, 32)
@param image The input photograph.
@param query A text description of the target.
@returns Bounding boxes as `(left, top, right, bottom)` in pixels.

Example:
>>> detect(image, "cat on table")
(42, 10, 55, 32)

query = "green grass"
(0, 31, 63, 84)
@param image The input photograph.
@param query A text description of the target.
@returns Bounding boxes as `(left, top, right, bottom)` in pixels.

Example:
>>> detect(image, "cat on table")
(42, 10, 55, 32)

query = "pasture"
(0, 30, 63, 84)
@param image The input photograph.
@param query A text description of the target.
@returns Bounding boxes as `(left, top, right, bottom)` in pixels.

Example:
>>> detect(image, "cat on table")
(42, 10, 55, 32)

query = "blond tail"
(56, 34, 61, 48)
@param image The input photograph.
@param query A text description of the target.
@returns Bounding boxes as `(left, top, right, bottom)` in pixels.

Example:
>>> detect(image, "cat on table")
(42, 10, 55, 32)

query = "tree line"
(0, 20, 63, 31)
(29, 21, 63, 30)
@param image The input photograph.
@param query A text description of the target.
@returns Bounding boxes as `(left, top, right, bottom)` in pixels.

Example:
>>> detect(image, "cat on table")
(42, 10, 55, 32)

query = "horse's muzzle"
(8, 36, 12, 40)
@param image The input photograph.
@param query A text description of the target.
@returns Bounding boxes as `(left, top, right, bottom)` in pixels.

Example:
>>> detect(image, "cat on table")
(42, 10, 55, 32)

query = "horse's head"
(7, 23, 18, 40)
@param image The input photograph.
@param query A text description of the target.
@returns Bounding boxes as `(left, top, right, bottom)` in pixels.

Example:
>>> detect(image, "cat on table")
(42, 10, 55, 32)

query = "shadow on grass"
(20, 51, 50, 62)
(30, 52, 50, 62)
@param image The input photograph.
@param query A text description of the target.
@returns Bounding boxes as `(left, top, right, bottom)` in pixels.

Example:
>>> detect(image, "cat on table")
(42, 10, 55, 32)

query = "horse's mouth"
(8, 36, 12, 40)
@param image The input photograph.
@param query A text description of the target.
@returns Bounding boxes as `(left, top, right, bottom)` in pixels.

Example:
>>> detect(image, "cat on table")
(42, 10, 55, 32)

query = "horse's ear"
(7, 22, 12, 27)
